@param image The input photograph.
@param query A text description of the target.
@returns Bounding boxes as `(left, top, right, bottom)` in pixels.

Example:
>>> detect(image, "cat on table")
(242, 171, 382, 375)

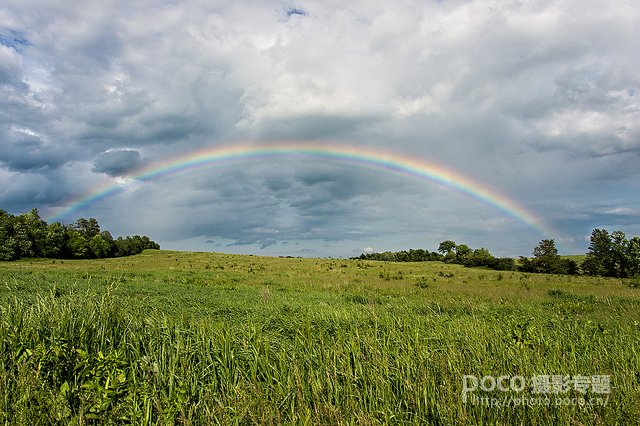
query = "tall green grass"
(1, 251, 639, 424)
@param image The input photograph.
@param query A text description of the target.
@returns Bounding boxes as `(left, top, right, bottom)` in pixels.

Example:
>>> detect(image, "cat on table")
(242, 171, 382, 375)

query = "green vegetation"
(1, 250, 639, 424)
(356, 248, 442, 262)
(518, 239, 579, 275)
(4, 207, 639, 281)
(360, 233, 640, 278)
(360, 239, 567, 272)
(582, 229, 640, 278)
(0, 209, 159, 261)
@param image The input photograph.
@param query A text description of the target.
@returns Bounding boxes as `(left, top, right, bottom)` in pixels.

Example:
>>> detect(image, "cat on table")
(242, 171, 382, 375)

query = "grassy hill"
(1, 250, 638, 424)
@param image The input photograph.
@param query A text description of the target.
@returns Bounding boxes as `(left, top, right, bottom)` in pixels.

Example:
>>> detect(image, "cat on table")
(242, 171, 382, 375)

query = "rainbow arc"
(49, 142, 552, 237)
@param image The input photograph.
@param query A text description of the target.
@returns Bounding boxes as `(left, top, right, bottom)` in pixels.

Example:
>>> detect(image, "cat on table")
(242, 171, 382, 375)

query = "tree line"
(357, 243, 517, 271)
(0, 209, 159, 261)
(357, 228, 640, 278)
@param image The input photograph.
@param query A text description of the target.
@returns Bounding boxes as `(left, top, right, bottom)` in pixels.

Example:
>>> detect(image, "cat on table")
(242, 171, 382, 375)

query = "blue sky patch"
(286, 7, 306, 17)
(0, 31, 32, 52)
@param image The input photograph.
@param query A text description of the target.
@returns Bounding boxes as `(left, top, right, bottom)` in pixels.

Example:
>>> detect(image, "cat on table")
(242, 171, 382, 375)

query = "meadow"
(0, 250, 639, 424)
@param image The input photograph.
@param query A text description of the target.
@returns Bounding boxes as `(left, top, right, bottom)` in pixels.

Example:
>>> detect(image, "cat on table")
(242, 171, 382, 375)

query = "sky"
(1, 0, 638, 258)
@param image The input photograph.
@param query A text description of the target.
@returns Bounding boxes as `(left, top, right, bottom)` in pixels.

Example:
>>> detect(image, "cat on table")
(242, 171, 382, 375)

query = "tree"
(455, 244, 472, 263)
(581, 229, 640, 277)
(438, 240, 456, 255)
(0, 236, 17, 261)
(19, 209, 48, 256)
(0, 210, 17, 260)
(533, 239, 558, 258)
(466, 247, 494, 267)
(356, 248, 441, 262)
(43, 222, 67, 258)
(531, 239, 562, 274)
(582, 229, 613, 276)
(561, 259, 579, 275)
(627, 237, 640, 278)
(74, 218, 100, 239)
(488, 257, 516, 271)
(610, 231, 629, 278)
(518, 239, 577, 275)
(12, 221, 34, 258)
(518, 256, 535, 273)
(99, 230, 116, 257)
(65, 229, 88, 259)
(438, 240, 457, 263)
(88, 235, 111, 258)
(0, 208, 159, 261)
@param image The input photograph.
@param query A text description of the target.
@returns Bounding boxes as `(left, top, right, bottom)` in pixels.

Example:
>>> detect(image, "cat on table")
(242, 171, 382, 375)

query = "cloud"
(0, 126, 70, 171)
(92, 149, 142, 176)
(1, 0, 639, 257)
(0, 44, 22, 84)
(259, 238, 278, 249)
(602, 207, 633, 216)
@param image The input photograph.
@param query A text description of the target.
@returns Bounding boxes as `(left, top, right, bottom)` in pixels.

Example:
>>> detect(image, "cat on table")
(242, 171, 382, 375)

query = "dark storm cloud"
(0, 128, 69, 171)
(92, 149, 142, 177)
(0, 167, 83, 214)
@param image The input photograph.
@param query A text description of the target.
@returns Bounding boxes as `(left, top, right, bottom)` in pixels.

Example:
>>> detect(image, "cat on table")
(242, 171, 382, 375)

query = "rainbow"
(49, 142, 552, 236)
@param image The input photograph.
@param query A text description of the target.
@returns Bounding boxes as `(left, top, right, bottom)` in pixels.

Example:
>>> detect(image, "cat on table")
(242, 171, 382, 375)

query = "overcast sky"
(1, 0, 638, 257)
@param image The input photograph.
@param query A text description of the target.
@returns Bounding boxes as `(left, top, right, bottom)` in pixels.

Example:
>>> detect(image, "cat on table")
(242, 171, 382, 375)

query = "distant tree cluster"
(518, 239, 578, 275)
(356, 243, 515, 270)
(581, 229, 640, 278)
(355, 229, 640, 278)
(0, 209, 159, 261)
(358, 249, 442, 262)
(435, 240, 518, 271)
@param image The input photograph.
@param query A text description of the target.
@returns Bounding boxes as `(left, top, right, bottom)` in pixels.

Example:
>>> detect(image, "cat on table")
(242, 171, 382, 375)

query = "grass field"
(1, 250, 639, 424)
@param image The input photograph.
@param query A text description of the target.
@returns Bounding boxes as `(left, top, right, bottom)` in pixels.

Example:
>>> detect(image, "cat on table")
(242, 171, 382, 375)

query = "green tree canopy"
(438, 240, 456, 255)
(582, 229, 614, 276)
(627, 237, 640, 278)
(581, 229, 639, 278)
(0, 209, 159, 261)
